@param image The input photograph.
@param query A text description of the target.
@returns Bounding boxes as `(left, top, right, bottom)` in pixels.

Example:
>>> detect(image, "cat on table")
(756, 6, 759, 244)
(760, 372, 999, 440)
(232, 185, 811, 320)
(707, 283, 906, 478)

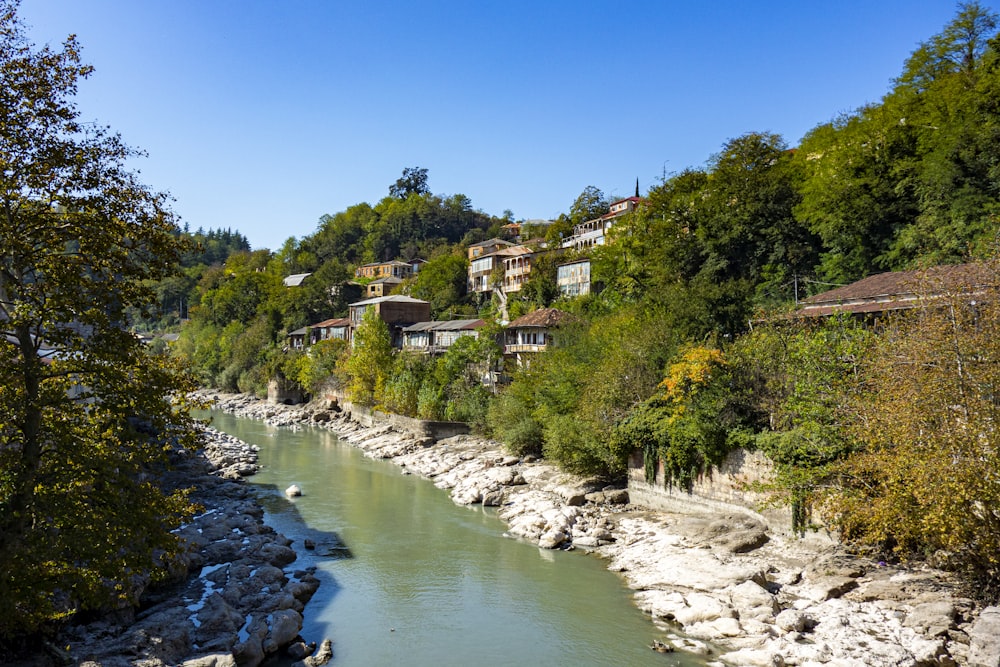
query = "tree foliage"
(0, 1, 200, 637)
(824, 271, 1000, 590)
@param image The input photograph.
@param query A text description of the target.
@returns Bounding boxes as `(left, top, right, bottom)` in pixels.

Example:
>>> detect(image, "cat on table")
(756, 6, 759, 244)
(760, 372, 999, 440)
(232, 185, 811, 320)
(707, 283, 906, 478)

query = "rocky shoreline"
(48, 427, 333, 667)
(200, 390, 1000, 667)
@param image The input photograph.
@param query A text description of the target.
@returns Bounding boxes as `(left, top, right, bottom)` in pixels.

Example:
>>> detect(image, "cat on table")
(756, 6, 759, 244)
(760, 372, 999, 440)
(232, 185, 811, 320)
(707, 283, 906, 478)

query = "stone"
(903, 600, 957, 637)
(232, 636, 264, 667)
(263, 608, 303, 654)
(801, 575, 859, 602)
(728, 580, 779, 619)
(774, 609, 814, 633)
(285, 484, 302, 497)
(968, 606, 1000, 667)
(292, 638, 334, 667)
(182, 653, 238, 667)
(604, 489, 629, 504)
(286, 640, 316, 660)
(538, 530, 568, 549)
(260, 543, 297, 567)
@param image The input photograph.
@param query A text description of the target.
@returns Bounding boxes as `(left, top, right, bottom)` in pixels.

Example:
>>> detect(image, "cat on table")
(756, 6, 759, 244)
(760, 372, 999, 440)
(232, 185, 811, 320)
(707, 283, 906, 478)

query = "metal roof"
(402, 319, 485, 333)
(349, 295, 430, 307)
(283, 273, 311, 287)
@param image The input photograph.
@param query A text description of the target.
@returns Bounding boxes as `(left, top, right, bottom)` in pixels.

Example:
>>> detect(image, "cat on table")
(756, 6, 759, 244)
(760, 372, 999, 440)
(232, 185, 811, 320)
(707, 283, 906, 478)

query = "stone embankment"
(57, 427, 332, 667)
(202, 391, 1000, 667)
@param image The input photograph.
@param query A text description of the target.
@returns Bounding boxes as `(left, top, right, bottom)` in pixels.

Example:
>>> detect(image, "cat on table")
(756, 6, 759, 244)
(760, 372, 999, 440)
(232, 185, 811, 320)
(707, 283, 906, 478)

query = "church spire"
(635, 178, 640, 198)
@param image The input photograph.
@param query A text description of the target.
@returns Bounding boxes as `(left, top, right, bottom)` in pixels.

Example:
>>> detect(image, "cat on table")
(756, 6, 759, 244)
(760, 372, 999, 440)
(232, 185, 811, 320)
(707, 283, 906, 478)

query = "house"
(500, 219, 554, 243)
(467, 238, 514, 261)
(561, 196, 642, 251)
(557, 259, 592, 297)
(354, 260, 415, 280)
(366, 275, 403, 298)
(401, 319, 486, 354)
(287, 326, 308, 350)
(502, 250, 533, 293)
(503, 307, 574, 365)
(348, 294, 431, 347)
(795, 263, 999, 319)
(467, 245, 531, 295)
(309, 317, 352, 344)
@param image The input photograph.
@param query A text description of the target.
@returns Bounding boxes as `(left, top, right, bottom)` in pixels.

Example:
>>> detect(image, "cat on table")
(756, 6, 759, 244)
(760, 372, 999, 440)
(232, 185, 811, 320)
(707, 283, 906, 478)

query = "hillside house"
(366, 275, 403, 298)
(557, 259, 592, 297)
(796, 263, 999, 320)
(401, 319, 486, 354)
(348, 294, 431, 347)
(503, 307, 574, 366)
(354, 260, 415, 280)
(467, 245, 531, 295)
(467, 238, 514, 261)
(287, 327, 308, 350)
(561, 196, 642, 251)
(310, 317, 352, 344)
(502, 251, 533, 293)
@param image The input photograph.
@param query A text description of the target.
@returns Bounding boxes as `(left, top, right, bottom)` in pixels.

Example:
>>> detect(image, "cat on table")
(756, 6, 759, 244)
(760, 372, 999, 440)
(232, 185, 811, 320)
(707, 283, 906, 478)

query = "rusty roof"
(508, 308, 574, 329)
(798, 262, 1000, 316)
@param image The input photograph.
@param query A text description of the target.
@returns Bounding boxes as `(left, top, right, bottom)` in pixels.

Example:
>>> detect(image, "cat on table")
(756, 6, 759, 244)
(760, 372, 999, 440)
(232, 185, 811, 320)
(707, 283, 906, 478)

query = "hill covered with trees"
(169, 3, 1000, 595)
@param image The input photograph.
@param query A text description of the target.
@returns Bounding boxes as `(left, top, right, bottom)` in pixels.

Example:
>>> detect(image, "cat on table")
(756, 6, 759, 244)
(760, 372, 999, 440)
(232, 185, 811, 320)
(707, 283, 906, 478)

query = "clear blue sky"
(17, 1, 987, 252)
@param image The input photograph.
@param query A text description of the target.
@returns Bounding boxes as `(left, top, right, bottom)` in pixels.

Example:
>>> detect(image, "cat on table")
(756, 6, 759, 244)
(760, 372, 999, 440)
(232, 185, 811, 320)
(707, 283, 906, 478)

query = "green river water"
(204, 411, 706, 666)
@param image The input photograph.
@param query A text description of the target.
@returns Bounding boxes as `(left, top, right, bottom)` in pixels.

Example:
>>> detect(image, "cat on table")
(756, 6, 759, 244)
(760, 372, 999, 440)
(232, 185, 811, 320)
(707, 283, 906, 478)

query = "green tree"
(343, 307, 393, 405)
(0, 1, 200, 637)
(389, 166, 430, 198)
(410, 249, 469, 317)
(568, 185, 609, 224)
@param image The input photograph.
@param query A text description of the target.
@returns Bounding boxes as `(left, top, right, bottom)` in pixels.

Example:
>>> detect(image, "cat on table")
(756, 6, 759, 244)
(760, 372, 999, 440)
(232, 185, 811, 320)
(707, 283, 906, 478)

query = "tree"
(343, 307, 393, 405)
(0, 1, 200, 638)
(389, 166, 430, 198)
(409, 249, 469, 317)
(568, 185, 609, 225)
(826, 267, 1000, 589)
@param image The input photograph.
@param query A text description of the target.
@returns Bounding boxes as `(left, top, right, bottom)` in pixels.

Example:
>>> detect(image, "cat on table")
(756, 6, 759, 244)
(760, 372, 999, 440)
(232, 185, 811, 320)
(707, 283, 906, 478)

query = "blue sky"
(17, 1, 986, 252)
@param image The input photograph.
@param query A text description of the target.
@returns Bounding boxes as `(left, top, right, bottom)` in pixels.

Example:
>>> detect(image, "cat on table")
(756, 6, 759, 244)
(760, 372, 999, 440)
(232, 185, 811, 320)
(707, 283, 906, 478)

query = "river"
(205, 411, 705, 666)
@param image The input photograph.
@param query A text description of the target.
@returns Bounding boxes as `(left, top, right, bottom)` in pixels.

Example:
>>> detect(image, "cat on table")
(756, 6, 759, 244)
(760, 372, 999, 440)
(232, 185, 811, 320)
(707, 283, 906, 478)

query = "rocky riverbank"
(200, 391, 1000, 667)
(49, 427, 332, 667)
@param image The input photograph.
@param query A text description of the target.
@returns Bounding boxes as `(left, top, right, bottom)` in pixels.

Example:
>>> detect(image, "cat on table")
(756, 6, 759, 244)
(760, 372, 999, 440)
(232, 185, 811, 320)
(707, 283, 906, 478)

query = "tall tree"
(0, 0, 200, 637)
(389, 166, 430, 198)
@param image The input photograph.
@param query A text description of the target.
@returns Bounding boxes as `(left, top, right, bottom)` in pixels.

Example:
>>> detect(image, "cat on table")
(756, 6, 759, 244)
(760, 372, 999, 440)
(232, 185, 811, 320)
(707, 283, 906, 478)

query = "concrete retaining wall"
(627, 448, 831, 540)
(341, 402, 471, 441)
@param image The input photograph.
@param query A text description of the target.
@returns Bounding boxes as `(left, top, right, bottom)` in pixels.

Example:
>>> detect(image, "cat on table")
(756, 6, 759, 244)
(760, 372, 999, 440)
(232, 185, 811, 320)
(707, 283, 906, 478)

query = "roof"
(357, 260, 412, 268)
(468, 238, 514, 249)
(508, 308, 574, 329)
(489, 246, 532, 258)
(312, 317, 351, 328)
(283, 273, 311, 287)
(349, 295, 430, 307)
(402, 319, 485, 333)
(369, 275, 404, 285)
(798, 263, 999, 316)
(288, 327, 308, 336)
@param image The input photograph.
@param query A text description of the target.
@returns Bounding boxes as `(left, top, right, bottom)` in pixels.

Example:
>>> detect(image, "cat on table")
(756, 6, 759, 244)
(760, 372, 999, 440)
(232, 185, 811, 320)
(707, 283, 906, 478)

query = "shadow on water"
(255, 483, 354, 560)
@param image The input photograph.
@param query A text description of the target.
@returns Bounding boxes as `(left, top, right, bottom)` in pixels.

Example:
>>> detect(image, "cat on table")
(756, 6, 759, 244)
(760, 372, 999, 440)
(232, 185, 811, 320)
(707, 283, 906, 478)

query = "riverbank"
(46, 428, 333, 667)
(200, 391, 1000, 667)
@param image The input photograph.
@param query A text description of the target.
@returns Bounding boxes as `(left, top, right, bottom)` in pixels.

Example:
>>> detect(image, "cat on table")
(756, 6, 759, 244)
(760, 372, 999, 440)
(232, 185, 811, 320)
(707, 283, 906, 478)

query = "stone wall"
(342, 402, 471, 440)
(267, 377, 306, 405)
(628, 448, 832, 542)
